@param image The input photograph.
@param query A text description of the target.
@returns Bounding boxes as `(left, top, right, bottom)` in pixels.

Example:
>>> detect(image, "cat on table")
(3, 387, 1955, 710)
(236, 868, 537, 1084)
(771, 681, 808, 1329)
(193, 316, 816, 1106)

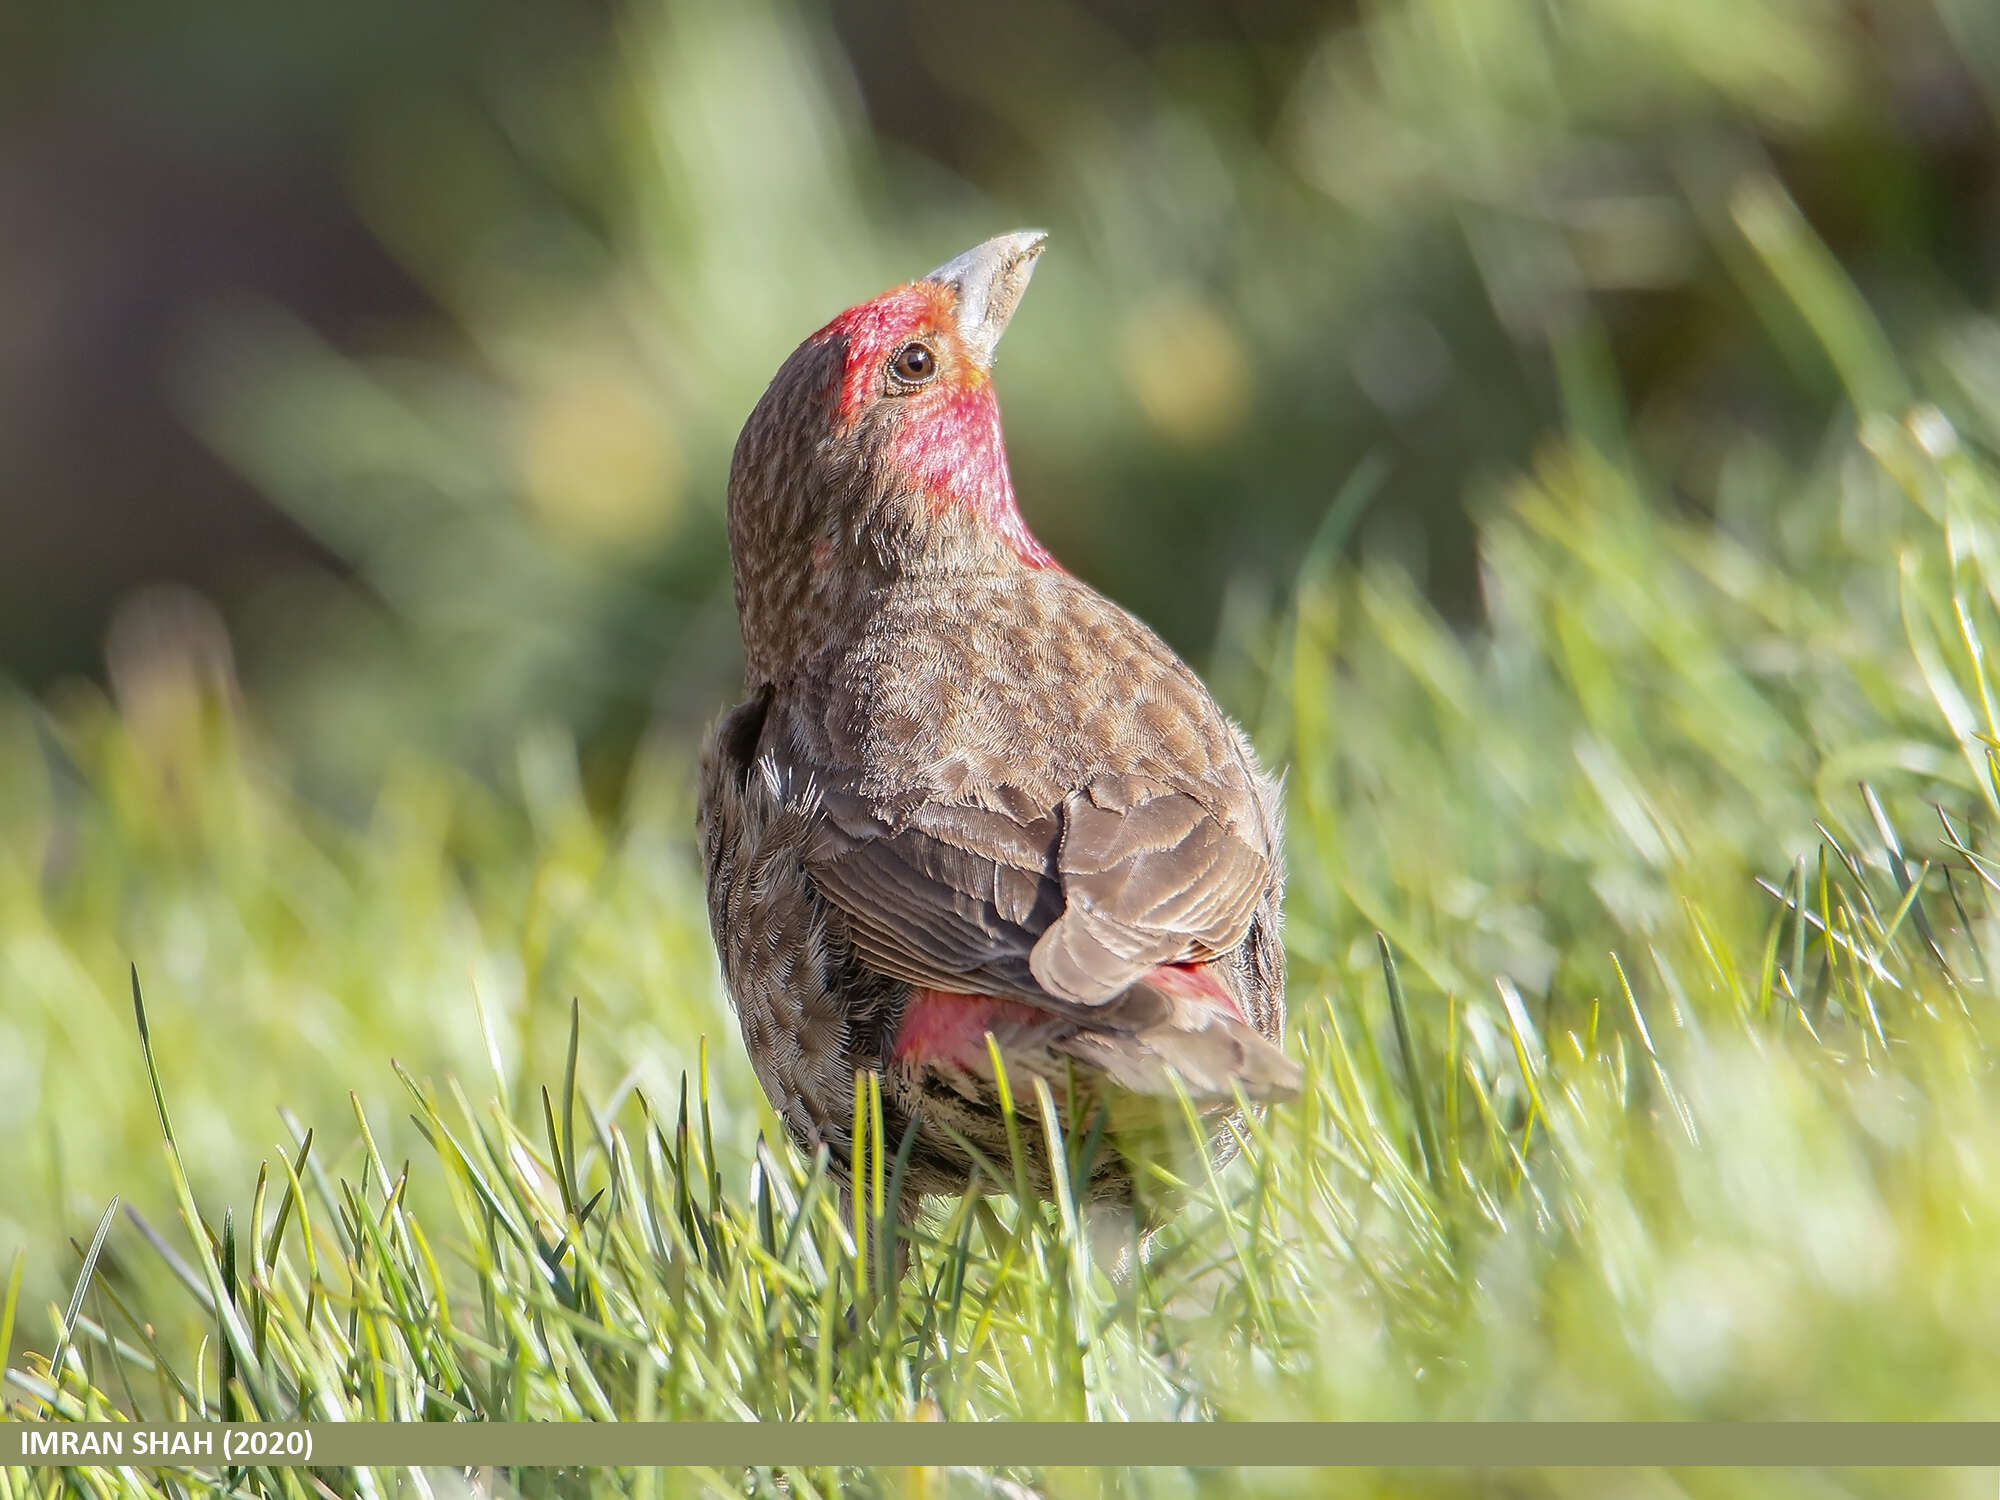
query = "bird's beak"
(923, 230, 1047, 369)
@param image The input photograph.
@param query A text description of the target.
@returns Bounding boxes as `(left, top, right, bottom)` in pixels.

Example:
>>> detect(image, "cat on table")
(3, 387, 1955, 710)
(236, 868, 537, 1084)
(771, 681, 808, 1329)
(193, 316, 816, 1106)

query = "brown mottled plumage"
(698, 232, 1296, 1228)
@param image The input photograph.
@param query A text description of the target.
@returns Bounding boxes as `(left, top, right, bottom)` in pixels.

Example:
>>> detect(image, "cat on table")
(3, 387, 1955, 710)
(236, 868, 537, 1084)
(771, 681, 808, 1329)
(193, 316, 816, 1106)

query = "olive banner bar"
(5, 1423, 2000, 1470)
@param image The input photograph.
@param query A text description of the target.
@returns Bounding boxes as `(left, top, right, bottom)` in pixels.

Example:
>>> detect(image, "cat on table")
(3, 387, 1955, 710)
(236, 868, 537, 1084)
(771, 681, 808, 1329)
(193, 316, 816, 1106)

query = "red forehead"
(812, 282, 959, 422)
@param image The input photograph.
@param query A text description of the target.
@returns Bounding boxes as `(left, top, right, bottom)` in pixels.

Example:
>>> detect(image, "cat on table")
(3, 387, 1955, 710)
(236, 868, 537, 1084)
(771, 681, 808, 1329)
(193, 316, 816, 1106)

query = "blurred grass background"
(9, 0, 2000, 1489)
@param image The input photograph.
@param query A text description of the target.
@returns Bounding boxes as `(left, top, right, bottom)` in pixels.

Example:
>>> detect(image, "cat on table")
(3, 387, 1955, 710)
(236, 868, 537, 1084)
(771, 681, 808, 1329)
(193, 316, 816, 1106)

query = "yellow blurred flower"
(516, 367, 683, 550)
(1117, 289, 1253, 449)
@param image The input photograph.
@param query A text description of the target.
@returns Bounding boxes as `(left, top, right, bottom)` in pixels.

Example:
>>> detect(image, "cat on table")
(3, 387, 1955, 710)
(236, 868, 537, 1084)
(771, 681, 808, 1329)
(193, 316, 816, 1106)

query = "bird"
(697, 231, 1298, 1251)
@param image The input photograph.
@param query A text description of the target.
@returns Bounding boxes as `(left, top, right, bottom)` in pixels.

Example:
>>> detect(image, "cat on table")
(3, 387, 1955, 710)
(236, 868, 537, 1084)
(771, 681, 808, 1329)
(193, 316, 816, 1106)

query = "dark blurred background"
(5, 0, 1998, 791)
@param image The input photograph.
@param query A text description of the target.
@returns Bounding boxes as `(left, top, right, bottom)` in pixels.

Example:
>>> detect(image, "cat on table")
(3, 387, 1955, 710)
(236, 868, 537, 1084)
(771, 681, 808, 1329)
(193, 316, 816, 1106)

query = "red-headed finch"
(698, 232, 1297, 1242)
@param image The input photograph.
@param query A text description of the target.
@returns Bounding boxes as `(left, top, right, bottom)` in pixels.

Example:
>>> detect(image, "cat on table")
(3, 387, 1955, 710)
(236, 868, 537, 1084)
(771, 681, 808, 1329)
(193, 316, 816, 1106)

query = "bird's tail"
(1059, 965, 1302, 1104)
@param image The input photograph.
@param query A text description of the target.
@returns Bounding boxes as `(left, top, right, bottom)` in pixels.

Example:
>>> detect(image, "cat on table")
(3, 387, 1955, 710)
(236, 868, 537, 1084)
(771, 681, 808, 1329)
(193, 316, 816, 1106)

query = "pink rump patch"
(1142, 962, 1248, 1025)
(893, 990, 1044, 1067)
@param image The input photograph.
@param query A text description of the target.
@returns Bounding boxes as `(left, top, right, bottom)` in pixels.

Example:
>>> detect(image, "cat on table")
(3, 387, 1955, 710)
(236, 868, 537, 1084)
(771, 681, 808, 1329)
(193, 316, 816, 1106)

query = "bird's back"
(784, 567, 1272, 827)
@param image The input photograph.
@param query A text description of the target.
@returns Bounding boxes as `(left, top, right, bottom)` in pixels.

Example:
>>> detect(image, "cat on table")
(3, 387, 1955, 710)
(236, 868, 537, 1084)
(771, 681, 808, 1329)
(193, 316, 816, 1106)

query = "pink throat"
(885, 384, 1056, 571)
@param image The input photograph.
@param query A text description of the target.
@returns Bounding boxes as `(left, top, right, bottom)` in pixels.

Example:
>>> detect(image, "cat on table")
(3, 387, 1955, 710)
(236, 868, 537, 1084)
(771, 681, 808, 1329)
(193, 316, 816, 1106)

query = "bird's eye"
(889, 341, 938, 386)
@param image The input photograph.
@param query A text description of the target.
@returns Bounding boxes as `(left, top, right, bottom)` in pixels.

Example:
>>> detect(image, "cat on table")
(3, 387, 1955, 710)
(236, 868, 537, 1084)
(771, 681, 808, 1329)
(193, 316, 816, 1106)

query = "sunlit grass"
(10, 411, 2000, 1497)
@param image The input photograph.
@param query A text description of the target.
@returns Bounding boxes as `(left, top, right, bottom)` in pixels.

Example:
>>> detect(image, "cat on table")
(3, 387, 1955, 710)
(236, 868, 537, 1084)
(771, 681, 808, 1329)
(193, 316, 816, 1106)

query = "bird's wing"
(803, 769, 1269, 1013)
(806, 783, 1060, 998)
(1031, 772, 1269, 1005)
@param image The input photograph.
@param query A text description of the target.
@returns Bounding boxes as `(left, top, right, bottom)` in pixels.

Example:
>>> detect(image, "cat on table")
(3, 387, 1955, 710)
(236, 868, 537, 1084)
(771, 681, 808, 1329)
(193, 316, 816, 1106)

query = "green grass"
(12, 130, 2000, 1500)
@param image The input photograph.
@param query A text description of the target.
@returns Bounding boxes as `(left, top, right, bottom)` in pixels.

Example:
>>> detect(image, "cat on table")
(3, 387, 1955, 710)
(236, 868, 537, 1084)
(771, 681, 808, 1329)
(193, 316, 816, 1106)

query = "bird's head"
(727, 231, 1051, 680)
